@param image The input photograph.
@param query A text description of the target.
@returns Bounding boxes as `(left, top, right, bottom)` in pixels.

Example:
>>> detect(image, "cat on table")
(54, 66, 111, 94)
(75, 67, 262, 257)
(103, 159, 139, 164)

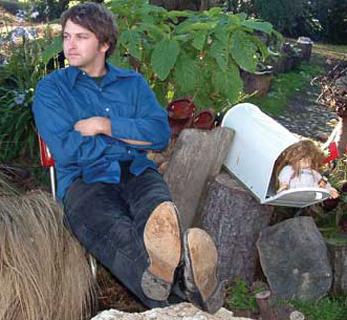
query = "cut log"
(164, 127, 234, 230)
(326, 239, 347, 295)
(200, 172, 273, 284)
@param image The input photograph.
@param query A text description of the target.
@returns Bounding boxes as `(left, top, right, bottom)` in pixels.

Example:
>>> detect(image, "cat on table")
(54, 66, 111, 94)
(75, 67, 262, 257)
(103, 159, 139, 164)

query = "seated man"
(33, 2, 224, 313)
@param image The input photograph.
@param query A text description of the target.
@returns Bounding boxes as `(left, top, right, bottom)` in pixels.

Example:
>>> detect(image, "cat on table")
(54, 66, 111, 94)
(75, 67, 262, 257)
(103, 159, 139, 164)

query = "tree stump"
(164, 127, 234, 230)
(200, 172, 273, 284)
(326, 239, 347, 295)
(256, 290, 305, 320)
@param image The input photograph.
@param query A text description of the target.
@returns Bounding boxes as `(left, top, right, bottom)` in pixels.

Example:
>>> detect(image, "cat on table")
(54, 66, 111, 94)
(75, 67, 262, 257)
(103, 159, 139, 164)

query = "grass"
(247, 62, 324, 116)
(245, 41, 346, 116)
(313, 43, 347, 61)
(291, 297, 347, 320)
(224, 279, 260, 313)
(225, 279, 347, 320)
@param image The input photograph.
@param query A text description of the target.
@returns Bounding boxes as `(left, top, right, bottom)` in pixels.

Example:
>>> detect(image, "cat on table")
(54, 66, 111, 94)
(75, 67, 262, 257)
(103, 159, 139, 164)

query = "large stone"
(200, 173, 273, 285)
(91, 303, 252, 320)
(326, 239, 347, 295)
(257, 216, 332, 300)
(164, 127, 234, 230)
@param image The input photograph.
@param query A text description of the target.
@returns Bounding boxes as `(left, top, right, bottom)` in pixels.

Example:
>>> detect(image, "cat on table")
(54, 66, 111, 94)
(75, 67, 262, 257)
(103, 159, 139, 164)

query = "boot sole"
(183, 228, 224, 313)
(142, 201, 181, 300)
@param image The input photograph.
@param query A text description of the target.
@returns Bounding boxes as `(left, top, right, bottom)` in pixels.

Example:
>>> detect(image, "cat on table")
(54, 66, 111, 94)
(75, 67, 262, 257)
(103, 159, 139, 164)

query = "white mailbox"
(221, 103, 330, 207)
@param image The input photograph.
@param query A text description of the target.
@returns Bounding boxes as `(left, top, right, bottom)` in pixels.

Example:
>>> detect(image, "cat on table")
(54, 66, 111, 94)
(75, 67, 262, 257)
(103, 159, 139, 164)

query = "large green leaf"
(166, 10, 192, 19)
(205, 7, 223, 16)
(119, 29, 142, 60)
(230, 30, 258, 73)
(250, 35, 270, 60)
(138, 22, 165, 41)
(192, 31, 207, 51)
(213, 25, 229, 43)
(173, 53, 199, 93)
(108, 50, 131, 69)
(151, 39, 180, 81)
(209, 40, 228, 70)
(176, 21, 218, 34)
(41, 36, 62, 65)
(241, 19, 273, 34)
(212, 62, 243, 103)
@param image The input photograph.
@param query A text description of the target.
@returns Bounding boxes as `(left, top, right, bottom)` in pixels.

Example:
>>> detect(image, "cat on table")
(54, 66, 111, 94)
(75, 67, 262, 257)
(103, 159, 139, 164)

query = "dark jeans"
(63, 164, 173, 308)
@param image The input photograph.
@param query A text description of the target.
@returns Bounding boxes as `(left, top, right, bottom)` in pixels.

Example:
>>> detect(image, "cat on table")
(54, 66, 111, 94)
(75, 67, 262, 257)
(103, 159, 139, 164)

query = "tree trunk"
(200, 172, 273, 285)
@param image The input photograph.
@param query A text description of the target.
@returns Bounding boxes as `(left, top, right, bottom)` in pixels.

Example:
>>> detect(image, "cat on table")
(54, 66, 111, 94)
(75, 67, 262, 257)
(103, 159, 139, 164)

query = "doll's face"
(298, 157, 311, 169)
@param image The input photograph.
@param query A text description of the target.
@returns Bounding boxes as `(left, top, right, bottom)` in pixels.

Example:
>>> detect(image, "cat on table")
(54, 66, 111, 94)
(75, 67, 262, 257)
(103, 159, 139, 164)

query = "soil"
(97, 266, 146, 313)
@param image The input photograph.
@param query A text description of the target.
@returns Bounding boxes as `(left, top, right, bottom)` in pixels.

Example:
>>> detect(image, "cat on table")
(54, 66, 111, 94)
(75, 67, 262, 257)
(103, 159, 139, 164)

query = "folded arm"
(33, 79, 125, 166)
(105, 75, 171, 151)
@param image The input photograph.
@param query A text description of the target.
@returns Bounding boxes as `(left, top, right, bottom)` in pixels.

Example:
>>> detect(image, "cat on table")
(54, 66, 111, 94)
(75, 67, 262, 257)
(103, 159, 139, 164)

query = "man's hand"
(75, 116, 151, 146)
(74, 117, 111, 136)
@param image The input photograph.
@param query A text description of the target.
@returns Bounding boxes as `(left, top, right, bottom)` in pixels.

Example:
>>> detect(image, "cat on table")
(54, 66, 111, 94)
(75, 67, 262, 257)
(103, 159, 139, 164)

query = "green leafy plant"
(291, 297, 347, 320)
(0, 26, 52, 161)
(44, 0, 281, 110)
(225, 278, 259, 312)
(318, 156, 347, 236)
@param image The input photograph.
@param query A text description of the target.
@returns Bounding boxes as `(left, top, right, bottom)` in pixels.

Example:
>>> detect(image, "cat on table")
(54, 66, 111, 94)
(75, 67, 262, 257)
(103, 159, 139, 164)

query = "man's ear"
(99, 42, 110, 54)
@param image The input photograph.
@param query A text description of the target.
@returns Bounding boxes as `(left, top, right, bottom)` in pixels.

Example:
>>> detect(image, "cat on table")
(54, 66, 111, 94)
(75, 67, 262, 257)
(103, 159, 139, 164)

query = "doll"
(275, 140, 339, 198)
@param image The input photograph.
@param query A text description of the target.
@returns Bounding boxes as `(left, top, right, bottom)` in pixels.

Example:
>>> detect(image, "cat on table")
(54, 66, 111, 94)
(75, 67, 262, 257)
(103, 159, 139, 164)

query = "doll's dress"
(278, 165, 326, 190)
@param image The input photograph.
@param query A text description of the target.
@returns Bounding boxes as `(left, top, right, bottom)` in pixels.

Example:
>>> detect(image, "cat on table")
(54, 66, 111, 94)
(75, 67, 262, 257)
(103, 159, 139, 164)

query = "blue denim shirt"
(33, 63, 171, 200)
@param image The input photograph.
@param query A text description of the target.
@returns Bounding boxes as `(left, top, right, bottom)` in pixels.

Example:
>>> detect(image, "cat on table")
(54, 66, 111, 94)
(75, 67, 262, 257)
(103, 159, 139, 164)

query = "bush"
(320, 0, 347, 44)
(0, 28, 51, 161)
(253, 0, 347, 43)
(93, 0, 280, 109)
(253, 0, 321, 38)
(0, 0, 25, 15)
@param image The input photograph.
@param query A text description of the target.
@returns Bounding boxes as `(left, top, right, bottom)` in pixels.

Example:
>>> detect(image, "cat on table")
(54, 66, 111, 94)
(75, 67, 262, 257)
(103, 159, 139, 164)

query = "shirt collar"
(66, 62, 136, 88)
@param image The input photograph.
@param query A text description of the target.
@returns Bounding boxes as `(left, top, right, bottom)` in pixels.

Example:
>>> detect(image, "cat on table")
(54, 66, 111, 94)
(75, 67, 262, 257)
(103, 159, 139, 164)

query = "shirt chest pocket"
(105, 101, 137, 119)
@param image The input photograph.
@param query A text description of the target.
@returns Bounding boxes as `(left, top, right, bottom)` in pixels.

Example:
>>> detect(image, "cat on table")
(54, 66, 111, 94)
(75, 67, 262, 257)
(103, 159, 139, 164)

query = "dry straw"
(0, 174, 97, 320)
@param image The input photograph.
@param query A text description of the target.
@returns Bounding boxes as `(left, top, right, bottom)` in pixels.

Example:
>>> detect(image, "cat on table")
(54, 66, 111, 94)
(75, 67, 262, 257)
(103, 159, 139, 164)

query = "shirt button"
(128, 150, 131, 154)
(105, 108, 110, 112)
(82, 72, 86, 76)
(99, 88, 102, 92)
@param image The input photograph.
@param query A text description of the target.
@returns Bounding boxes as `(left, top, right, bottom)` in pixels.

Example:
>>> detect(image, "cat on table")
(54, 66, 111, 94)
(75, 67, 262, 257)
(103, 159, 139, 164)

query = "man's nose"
(66, 37, 76, 49)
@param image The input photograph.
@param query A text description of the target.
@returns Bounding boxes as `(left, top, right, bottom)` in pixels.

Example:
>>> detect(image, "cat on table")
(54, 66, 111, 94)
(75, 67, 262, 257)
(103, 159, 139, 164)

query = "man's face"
(63, 19, 109, 74)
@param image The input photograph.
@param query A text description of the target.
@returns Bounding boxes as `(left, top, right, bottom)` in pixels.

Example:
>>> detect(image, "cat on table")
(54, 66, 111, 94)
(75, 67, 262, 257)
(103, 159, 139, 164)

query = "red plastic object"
(192, 109, 216, 130)
(322, 142, 339, 164)
(38, 135, 55, 168)
(167, 98, 196, 137)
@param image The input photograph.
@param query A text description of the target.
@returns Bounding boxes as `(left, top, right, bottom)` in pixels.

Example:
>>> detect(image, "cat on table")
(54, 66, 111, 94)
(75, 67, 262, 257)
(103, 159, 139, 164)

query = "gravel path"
(274, 80, 337, 141)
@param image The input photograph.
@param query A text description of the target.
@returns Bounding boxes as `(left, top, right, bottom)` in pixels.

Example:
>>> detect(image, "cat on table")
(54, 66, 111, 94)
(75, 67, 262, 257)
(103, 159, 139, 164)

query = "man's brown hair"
(61, 2, 117, 59)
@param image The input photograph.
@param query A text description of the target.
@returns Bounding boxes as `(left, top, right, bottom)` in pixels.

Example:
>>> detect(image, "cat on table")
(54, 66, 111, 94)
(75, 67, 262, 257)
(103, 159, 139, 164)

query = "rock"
(257, 216, 332, 300)
(164, 127, 234, 230)
(326, 239, 347, 295)
(91, 303, 253, 320)
(200, 173, 273, 285)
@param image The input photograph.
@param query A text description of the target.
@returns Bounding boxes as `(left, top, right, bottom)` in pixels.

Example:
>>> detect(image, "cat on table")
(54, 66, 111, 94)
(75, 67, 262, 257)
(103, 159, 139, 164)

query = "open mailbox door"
(221, 103, 330, 208)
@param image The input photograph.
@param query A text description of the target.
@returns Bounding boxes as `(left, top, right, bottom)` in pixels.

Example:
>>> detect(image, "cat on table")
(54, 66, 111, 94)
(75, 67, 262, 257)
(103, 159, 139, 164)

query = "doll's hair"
(274, 139, 325, 188)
